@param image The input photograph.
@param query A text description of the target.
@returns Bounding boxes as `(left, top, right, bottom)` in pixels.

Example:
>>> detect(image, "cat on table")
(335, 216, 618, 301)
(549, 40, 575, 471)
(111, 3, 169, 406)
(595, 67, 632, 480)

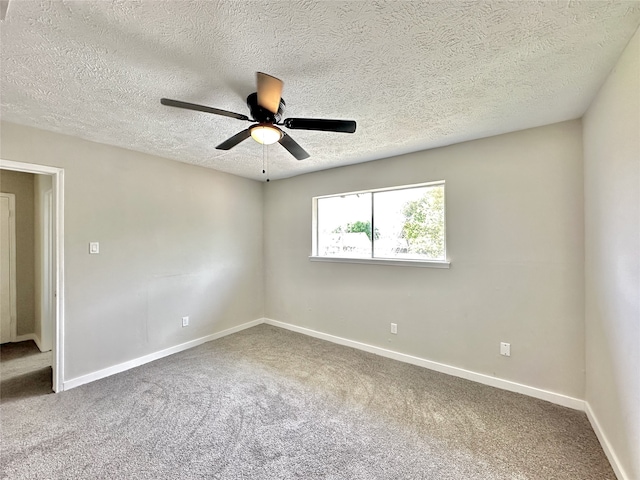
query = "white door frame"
(0, 160, 65, 393)
(0, 192, 17, 343)
(41, 189, 54, 352)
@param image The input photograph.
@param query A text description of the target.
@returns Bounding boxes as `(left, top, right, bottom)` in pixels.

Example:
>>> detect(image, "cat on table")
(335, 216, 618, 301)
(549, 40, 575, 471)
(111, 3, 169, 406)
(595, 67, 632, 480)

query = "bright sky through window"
(315, 183, 445, 262)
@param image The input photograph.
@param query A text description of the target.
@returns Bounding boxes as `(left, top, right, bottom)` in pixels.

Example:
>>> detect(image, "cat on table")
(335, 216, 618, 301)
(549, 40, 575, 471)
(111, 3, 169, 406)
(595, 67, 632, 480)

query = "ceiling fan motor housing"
(247, 92, 285, 123)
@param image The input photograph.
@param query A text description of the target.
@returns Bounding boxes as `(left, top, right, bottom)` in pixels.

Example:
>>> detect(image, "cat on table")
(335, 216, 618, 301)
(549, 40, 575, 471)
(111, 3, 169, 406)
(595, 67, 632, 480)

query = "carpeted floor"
(0, 324, 614, 479)
(0, 340, 52, 404)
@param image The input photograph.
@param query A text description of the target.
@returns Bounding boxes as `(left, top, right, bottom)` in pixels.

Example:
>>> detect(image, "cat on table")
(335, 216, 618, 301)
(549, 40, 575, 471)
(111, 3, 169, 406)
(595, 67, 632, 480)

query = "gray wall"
(584, 27, 640, 479)
(0, 169, 35, 336)
(264, 120, 585, 399)
(0, 122, 264, 381)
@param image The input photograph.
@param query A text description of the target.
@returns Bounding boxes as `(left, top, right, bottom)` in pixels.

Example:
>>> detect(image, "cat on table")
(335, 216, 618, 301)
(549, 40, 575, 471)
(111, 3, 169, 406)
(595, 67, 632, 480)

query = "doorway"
(0, 160, 64, 393)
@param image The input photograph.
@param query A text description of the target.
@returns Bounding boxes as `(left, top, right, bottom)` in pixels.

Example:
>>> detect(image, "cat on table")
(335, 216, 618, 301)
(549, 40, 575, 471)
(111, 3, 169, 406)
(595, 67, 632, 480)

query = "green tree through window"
(401, 186, 444, 259)
(335, 220, 380, 242)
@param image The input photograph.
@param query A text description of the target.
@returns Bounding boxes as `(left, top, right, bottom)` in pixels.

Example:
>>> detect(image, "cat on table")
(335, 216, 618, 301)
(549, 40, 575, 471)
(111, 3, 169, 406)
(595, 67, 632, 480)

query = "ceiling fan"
(161, 72, 356, 161)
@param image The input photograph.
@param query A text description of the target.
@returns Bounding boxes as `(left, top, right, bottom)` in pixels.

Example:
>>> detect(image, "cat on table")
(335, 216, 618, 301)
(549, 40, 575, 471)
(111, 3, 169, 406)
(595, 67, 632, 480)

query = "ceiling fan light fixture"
(161, 72, 355, 160)
(251, 124, 282, 145)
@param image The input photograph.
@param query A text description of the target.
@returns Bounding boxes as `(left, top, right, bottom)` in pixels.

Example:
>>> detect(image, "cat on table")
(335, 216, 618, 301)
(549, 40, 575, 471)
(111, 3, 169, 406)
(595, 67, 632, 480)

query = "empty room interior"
(0, 1, 639, 479)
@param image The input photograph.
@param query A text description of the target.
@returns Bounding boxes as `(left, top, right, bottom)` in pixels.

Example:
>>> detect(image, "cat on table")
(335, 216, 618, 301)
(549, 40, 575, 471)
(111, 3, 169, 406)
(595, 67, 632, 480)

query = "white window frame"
(310, 181, 450, 268)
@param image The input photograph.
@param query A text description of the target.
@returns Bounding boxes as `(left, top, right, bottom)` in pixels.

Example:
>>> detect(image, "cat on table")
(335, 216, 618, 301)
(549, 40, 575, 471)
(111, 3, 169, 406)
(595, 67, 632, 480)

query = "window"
(312, 182, 447, 265)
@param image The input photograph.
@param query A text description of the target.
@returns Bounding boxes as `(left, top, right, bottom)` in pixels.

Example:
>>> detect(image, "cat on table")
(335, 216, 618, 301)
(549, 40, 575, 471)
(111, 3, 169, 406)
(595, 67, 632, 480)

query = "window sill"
(308, 256, 450, 268)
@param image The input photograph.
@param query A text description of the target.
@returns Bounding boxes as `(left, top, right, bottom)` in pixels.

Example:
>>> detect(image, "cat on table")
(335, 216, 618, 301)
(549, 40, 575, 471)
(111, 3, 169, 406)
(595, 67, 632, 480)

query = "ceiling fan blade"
(161, 98, 249, 121)
(283, 118, 356, 133)
(256, 72, 283, 114)
(216, 129, 252, 150)
(278, 132, 310, 160)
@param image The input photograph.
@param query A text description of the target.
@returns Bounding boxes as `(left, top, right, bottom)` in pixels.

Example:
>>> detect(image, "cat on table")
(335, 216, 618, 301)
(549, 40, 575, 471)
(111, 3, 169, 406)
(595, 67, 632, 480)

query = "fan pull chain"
(262, 143, 269, 182)
(261, 142, 270, 182)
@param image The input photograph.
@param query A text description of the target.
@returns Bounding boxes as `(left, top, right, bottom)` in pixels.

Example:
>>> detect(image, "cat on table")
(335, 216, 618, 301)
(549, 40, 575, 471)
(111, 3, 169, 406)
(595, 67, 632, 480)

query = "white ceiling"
(1, 1, 639, 181)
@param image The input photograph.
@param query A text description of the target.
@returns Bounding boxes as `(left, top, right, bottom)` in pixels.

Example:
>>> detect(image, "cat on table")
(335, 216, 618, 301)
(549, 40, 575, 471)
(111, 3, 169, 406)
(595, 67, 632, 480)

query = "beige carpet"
(0, 324, 614, 479)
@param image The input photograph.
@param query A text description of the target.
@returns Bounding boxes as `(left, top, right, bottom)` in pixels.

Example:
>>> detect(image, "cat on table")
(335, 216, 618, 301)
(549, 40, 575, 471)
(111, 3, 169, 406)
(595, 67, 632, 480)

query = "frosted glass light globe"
(251, 125, 282, 145)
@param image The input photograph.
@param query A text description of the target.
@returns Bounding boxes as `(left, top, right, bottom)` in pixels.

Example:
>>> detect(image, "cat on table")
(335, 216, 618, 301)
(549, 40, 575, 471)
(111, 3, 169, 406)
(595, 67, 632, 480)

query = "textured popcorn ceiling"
(1, 1, 639, 181)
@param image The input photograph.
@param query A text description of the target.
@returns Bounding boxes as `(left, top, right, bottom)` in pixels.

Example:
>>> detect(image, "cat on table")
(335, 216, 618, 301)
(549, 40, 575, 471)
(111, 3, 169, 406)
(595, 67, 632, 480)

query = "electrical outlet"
(390, 323, 398, 334)
(500, 342, 511, 357)
(182, 316, 189, 327)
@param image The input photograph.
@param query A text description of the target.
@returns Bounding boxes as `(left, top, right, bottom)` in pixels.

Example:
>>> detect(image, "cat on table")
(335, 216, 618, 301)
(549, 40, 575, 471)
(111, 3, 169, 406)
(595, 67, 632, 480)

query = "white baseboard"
(13, 333, 46, 352)
(63, 318, 264, 391)
(14, 333, 35, 343)
(264, 318, 585, 411)
(585, 402, 628, 480)
(62, 316, 585, 410)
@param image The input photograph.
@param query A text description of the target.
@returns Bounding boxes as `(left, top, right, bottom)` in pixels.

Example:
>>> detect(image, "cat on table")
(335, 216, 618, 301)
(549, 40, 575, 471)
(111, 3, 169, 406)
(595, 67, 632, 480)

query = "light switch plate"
(89, 242, 99, 254)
